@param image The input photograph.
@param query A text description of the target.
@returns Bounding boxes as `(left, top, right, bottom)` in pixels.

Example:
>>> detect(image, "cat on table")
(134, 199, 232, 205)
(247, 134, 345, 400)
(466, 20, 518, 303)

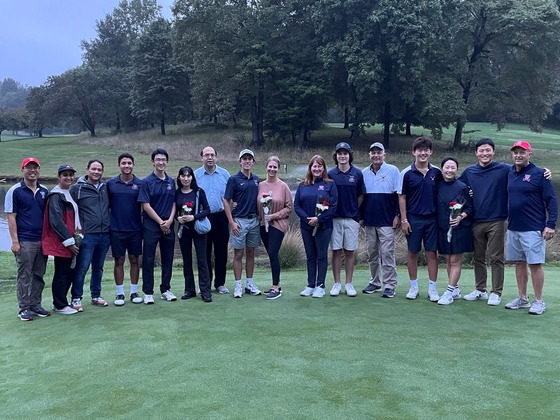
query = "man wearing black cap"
(328, 142, 364, 297)
(5, 157, 50, 321)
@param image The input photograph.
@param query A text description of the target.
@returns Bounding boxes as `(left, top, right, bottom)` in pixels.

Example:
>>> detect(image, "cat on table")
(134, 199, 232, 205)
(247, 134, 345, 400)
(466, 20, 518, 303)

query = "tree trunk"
(256, 75, 264, 146)
(38, 129, 43, 138)
(453, 118, 464, 149)
(250, 95, 258, 146)
(343, 106, 349, 129)
(160, 102, 166, 136)
(115, 111, 121, 134)
(406, 122, 411, 136)
(383, 100, 391, 148)
(297, 123, 307, 151)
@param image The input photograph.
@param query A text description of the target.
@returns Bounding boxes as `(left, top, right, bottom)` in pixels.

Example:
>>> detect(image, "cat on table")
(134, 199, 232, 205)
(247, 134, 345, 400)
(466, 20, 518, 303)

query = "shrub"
(279, 226, 305, 269)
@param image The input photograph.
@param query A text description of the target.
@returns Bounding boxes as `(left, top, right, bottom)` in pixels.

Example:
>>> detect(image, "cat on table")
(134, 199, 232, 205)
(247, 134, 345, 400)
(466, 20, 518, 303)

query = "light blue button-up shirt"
(194, 165, 231, 213)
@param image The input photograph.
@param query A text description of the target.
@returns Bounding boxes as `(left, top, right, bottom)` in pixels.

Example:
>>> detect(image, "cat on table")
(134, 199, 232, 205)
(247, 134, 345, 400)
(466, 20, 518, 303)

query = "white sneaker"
(345, 283, 357, 297)
(330, 282, 342, 296)
(312, 287, 325, 298)
(406, 286, 419, 300)
(463, 290, 489, 301)
(529, 300, 546, 315)
(452, 288, 462, 299)
(437, 290, 454, 305)
(234, 285, 243, 298)
(487, 292, 501, 306)
(428, 288, 440, 302)
(245, 284, 262, 296)
(114, 294, 125, 306)
(216, 285, 229, 294)
(300, 287, 315, 297)
(56, 306, 78, 315)
(161, 290, 177, 301)
(144, 294, 154, 304)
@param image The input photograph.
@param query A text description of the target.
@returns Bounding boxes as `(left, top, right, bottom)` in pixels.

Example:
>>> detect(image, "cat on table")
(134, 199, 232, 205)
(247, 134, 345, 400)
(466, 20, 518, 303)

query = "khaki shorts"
(331, 218, 359, 251)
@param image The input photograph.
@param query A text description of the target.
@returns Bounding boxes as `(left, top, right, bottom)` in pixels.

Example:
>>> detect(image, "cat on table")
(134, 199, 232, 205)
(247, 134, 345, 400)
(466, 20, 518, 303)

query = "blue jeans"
(142, 219, 175, 295)
(301, 227, 332, 288)
(72, 233, 110, 299)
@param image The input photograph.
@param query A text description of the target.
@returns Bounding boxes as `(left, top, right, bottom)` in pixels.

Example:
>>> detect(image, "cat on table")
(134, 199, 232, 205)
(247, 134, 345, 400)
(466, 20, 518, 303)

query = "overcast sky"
(0, 0, 173, 87)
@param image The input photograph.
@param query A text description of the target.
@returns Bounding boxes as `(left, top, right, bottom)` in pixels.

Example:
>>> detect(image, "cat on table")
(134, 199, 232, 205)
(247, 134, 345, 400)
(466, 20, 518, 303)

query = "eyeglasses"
(154, 158, 167, 162)
(203, 154, 216, 158)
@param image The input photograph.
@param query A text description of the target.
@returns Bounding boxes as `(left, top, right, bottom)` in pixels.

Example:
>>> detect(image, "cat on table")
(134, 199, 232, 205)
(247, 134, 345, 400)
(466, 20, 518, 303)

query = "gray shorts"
(506, 230, 545, 264)
(230, 217, 261, 249)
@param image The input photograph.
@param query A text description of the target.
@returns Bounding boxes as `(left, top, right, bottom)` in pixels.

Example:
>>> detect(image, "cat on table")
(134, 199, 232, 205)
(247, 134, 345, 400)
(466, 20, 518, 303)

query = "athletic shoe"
(144, 294, 155, 304)
(330, 282, 342, 296)
(463, 290, 489, 301)
(505, 296, 531, 310)
(428, 289, 440, 302)
(245, 284, 262, 296)
(406, 286, 419, 300)
(265, 289, 282, 300)
(216, 285, 229, 294)
(56, 306, 78, 315)
(201, 294, 213, 303)
(234, 285, 243, 298)
(452, 288, 462, 299)
(114, 294, 125, 306)
(71, 298, 84, 312)
(437, 290, 454, 305)
(130, 293, 143, 304)
(300, 287, 315, 297)
(91, 297, 108, 307)
(31, 306, 51, 317)
(362, 283, 382, 294)
(529, 300, 546, 315)
(181, 292, 196, 300)
(345, 283, 357, 297)
(382, 288, 395, 298)
(312, 287, 325, 298)
(161, 290, 177, 301)
(487, 293, 501, 306)
(264, 287, 282, 294)
(18, 309, 34, 321)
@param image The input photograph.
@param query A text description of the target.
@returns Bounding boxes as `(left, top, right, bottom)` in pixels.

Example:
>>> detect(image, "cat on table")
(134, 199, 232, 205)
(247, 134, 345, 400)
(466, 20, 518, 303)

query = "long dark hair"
(176, 166, 200, 191)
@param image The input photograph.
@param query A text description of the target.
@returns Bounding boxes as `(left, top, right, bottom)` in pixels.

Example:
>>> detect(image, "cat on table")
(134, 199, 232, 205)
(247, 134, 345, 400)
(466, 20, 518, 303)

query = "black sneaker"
(265, 289, 282, 300)
(130, 293, 143, 304)
(201, 294, 213, 303)
(31, 306, 51, 317)
(382, 288, 395, 298)
(18, 309, 34, 321)
(264, 287, 282, 294)
(363, 283, 382, 294)
(181, 292, 196, 300)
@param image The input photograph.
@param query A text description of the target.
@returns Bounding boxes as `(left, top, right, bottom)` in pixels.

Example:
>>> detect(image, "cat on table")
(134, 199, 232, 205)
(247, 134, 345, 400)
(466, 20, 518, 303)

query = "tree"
(26, 86, 49, 137)
(0, 78, 29, 109)
(129, 18, 191, 135)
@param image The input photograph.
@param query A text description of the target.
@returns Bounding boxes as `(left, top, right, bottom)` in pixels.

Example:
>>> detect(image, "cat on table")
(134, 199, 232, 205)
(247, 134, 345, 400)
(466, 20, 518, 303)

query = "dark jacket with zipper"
(70, 176, 110, 234)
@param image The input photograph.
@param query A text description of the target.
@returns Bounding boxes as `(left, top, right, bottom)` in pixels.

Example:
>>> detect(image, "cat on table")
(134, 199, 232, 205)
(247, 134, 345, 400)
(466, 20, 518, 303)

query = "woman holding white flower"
(436, 156, 473, 305)
(257, 156, 293, 300)
(175, 166, 212, 302)
(294, 155, 338, 298)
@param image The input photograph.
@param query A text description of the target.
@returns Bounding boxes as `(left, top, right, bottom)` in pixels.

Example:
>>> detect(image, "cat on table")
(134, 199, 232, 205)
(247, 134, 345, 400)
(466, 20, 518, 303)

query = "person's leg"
(179, 229, 196, 294)
(114, 256, 126, 286)
(71, 234, 95, 299)
(15, 241, 34, 311)
(316, 227, 333, 288)
(233, 249, 244, 281)
(365, 226, 381, 288)
(426, 251, 438, 283)
(245, 247, 255, 279)
(212, 212, 230, 288)
(529, 264, 544, 300)
(266, 226, 284, 287)
(487, 220, 506, 296)
(194, 233, 211, 296)
(471, 222, 489, 292)
(343, 250, 355, 284)
(127, 231, 142, 288)
(330, 219, 343, 284)
(378, 227, 398, 290)
(515, 262, 529, 298)
(128, 255, 139, 285)
(447, 254, 464, 287)
(89, 233, 110, 299)
(141, 221, 160, 295)
(29, 241, 47, 308)
(159, 230, 175, 293)
(301, 228, 317, 287)
(52, 256, 71, 309)
(331, 249, 342, 282)
(342, 219, 359, 285)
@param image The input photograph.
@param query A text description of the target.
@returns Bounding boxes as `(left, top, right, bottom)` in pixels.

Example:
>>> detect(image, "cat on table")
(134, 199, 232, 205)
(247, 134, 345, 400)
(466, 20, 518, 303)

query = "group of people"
(5, 136, 557, 321)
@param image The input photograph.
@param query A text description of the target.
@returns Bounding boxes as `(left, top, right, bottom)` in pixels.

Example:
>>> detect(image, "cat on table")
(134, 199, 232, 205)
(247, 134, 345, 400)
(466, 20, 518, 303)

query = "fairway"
(1, 265, 558, 419)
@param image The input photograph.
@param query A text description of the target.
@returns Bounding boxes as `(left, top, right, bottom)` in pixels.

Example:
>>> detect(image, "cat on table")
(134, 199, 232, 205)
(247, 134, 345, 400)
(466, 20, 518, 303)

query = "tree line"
(2, 0, 560, 149)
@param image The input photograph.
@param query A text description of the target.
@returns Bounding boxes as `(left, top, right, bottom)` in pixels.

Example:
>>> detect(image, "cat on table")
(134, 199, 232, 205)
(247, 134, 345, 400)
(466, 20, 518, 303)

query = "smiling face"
(311, 160, 324, 178)
(336, 150, 349, 166)
(201, 147, 217, 171)
(369, 148, 385, 168)
(239, 155, 254, 172)
(441, 159, 458, 182)
(152, 154, 168, 172)
(475, 144, 495, 167)
(179, 172, 192, 188)
(266, 160, 279, 178)
(58, 171, 75, 189)
(21, 163, 40, 182)
(412, 147, 432, 165)
(86, 161, 103, 183)
(119, 157, 134, 176)
(511, 147, 531, 169)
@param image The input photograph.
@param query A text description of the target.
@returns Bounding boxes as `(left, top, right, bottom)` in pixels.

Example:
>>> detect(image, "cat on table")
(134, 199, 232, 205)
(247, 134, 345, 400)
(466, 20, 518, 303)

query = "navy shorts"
(406, 214, 438, 253)
(110, 231, 143, 258)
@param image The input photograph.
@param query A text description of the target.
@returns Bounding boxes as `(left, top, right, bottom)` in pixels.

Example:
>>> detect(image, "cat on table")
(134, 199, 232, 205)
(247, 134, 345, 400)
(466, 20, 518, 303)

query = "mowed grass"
(0, 255, 559, 419)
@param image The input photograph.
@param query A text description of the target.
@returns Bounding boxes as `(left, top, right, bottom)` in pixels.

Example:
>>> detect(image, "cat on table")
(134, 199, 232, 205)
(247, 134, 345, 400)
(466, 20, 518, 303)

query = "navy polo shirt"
(4, 180, 48, 241)
(399, 163, 442, 216)
(138, 172, 175, 219)
(328, 165, 364, 220)
(361, 162, 401, 227)
(107, 175, 143, 232)
(224, 171, 259, 218)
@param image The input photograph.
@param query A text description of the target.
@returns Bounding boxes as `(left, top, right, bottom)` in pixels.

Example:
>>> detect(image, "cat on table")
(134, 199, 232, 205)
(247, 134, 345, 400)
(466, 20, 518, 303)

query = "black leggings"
(260, 226, 285, 286)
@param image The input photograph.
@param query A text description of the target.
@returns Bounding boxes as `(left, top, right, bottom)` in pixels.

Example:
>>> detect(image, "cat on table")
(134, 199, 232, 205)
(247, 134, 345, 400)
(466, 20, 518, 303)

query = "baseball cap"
(369, 142, 385, 152)
(239, 149, 255, 159)
(21, 157, 40, 168)
(511, 140, 532, 151)
(335, 142, 351, 152)
(58, 164, 76, 175)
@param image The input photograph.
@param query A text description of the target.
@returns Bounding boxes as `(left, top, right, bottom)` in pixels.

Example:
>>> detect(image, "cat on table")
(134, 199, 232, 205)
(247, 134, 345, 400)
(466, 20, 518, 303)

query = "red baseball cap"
(511, 141, 532, 151)
(21, 157, 41, 168)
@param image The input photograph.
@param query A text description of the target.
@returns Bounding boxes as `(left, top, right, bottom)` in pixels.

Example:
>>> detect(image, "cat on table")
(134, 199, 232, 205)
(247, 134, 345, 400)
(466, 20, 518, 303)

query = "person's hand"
(67, 244, 79, 255)
(160, 220, 171, 235)
(449, 215, 462, 227)
(264, 214, 273, 222)
(392, 216, 401, 229)
(184, 215, 194, 223)
(11, 242, 21, 256)
(401, 220, 411, 235)
(543, 227, 555, 240)
(230, 221, 241, 236)
(544, 167, 552, 180)
(307, 216, 318, 227)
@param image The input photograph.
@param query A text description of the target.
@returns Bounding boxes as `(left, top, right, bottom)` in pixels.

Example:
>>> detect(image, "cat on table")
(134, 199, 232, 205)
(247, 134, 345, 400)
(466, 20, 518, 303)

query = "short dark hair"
(412, 136, 433, 151)
(475, 138, 495, 151)
(118, 153, 134, 164)
(176, 166, 200, 191)
(151, 148, 169, 161)
(441, 156, 459, 169)
(87, 159, 104, 169)
(332, 149, 354, 166)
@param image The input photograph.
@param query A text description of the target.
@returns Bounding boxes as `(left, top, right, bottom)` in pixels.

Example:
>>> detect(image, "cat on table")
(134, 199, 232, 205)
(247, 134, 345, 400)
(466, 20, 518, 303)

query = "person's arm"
(7, 213, 20, 255)
(268, 185, 293, 221)
(48, 195, 74, 243)
(194, 190, 211, 220)
(223, 197, 240, 236)
(316, 183, 338, 223)
(399, 195, 411, 234)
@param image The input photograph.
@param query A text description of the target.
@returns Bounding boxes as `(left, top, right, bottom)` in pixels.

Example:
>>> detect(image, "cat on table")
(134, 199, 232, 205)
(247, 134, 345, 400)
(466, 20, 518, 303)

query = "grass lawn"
(1, 255, 559, 419)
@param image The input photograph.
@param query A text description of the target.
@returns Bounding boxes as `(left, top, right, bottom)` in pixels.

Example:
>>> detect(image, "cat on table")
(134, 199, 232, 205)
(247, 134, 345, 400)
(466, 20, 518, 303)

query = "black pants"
(142, 219, 175, 295)
(52, 256, 75, 309)
(179, 225, 211, 296)
(205, 211, 229, 288)
(260, 226, 285, 286)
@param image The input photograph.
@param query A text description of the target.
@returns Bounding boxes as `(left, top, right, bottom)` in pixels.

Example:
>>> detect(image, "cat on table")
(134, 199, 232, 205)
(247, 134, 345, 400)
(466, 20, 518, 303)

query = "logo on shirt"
(167, 183, 172, 190)
(318, 185, 325, 191)
(132, 184, 139, 190)
(40, 191, 46, 199)
(523, 174, 531, 182)
(240, 183, 245, 186)
(348, 176, 355, 183)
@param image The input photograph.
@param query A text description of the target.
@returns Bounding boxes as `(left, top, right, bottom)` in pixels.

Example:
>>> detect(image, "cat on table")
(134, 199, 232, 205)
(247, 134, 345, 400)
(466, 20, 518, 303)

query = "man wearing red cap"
(5, 157, 50, 321)
(505, 141, 557, 315)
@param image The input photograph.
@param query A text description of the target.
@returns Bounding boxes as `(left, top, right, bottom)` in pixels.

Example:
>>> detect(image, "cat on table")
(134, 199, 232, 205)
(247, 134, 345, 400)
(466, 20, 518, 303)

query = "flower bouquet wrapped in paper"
(312, 199, 329, 237)
(447, 201, 464, 243)
(260, 192, 272, 232)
